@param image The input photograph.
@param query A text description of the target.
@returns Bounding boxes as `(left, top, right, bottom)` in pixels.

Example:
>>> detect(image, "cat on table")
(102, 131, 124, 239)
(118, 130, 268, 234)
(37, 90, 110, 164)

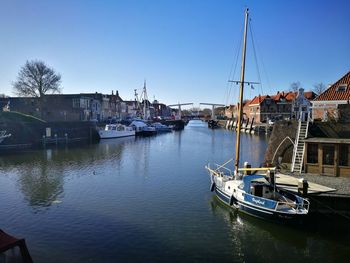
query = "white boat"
(0, 130, 11, 144)
(151, 122, 172, 133)
(205, 8, 309, 223)
(98, 124, 135, 139)
(130, 120, 156, 136)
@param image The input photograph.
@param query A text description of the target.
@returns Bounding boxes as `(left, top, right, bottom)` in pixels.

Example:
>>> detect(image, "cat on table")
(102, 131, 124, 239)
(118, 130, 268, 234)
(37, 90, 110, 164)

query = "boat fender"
(229, 195, 235, 206)
(210, 182, 216, 192)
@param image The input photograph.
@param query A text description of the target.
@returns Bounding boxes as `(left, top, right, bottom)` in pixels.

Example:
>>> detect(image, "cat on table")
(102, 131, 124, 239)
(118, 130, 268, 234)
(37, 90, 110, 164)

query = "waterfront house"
(224, 105, 237, 119)
(311, 71, 350, 121)
(243, 90, 316, 123)
(0, 91, 128, 122)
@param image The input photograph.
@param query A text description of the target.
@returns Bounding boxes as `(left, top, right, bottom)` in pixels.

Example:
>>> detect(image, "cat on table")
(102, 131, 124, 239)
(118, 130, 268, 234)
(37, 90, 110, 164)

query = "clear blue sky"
(0, 0, 349, 106)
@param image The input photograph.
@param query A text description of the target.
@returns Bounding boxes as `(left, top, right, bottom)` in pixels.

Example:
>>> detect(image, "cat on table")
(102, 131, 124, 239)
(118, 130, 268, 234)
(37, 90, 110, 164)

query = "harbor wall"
(264, 121, 298, 165)
(0, 120, 99, 150)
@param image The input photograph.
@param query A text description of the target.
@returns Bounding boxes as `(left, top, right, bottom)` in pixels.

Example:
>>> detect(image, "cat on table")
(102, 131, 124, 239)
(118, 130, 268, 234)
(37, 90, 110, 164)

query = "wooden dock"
(274, 172, 336, 194)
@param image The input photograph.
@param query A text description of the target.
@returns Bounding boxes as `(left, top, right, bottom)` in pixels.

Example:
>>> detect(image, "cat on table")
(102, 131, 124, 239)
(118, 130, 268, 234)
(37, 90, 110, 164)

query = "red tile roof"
(314, 71, 350, 101)
(249, 95, 268, 105)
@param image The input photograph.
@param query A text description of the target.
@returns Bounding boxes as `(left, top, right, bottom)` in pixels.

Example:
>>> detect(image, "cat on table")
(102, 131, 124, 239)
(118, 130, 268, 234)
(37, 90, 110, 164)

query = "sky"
(0, 0, 349, 107)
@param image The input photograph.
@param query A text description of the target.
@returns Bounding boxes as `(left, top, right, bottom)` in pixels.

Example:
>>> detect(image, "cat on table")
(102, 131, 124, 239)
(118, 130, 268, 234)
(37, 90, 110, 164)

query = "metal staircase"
(291, 119, 309, 173)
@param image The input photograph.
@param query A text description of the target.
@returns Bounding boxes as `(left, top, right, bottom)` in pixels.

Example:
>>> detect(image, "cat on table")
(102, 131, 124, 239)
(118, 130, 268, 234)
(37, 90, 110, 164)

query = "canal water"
(0, 124, 349, 262)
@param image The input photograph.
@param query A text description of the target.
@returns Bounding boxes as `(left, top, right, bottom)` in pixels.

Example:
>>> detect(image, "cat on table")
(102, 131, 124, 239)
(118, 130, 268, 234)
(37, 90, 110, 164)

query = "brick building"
(312, 71, 350, 121)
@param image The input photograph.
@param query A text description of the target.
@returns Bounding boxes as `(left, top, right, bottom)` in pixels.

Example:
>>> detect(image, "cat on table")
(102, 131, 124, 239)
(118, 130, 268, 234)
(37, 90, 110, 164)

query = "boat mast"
(234, 8, 249, 174)
(143, 80, 147, 120)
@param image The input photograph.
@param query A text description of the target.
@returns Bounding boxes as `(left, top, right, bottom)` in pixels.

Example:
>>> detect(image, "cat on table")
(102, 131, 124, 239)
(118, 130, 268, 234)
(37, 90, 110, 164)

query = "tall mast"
(234, 8, 249, 174)
(143, 80, 147, 120)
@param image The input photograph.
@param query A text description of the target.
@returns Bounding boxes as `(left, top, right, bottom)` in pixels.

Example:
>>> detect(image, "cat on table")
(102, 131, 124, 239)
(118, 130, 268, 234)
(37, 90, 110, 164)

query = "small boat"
(0, 130, 11, 144)
(206, 166, 309, 221)
(130, 120, 156, 136)
(205, 8, 309, 223)
(151, 122, 172, 133)
(98, 124, 135, 139)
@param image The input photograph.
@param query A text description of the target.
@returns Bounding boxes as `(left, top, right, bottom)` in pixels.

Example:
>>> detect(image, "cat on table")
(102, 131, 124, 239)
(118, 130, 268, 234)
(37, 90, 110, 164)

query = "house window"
(339, 144, 349, 166)
(307, 143, 318, 164)
(323, 145, 335, 165)
(336, 84, 347, 92)
(73, 98, 80, 108)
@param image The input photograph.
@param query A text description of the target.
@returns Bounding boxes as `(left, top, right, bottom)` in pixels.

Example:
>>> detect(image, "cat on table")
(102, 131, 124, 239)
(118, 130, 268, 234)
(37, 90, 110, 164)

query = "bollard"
(65, 133, 68, 144)
(267, 169, 275, 186)
(298, 178, 309, 197)
(244, 162, 251, 175)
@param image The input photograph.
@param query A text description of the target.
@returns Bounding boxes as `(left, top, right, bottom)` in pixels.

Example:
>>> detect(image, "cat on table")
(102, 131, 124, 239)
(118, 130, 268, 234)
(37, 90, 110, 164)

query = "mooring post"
(244, 162, 251, 175)
(298, 178, 309, 197)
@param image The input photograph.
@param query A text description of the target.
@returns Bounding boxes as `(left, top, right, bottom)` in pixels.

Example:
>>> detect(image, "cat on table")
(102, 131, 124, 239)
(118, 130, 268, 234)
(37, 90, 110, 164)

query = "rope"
(224, 21, 244, 106)
(249, 19, 263, 96)
(308, 196, 350, 221)
(214, 158, 234, 171)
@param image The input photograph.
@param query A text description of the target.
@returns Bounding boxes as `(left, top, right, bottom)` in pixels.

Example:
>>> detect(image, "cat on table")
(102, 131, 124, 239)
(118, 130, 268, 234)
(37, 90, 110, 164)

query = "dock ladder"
(291, 118, 310, 173)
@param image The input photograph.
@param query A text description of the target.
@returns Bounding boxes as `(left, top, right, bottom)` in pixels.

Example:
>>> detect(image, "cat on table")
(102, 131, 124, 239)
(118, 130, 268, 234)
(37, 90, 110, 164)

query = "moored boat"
(205, 8, 309, 223)
(206, 166, 309, 221)
(130, 120, 156, 136)
(151, 122, 172, 133)
(98, 124, 135, 139)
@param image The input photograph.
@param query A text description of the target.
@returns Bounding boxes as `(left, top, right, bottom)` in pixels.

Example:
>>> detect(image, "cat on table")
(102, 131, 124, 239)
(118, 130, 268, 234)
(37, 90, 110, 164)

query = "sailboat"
(130, 81, 156, 136)
(205, 9, 309, 222)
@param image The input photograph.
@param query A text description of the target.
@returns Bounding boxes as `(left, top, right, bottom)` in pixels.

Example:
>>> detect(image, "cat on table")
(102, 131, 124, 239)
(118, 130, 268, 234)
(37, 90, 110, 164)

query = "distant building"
(152, 100, 171, 119)
(242, 90, 316, 123)
(312, 71, 350, 121)
(0, 92, 121, 122)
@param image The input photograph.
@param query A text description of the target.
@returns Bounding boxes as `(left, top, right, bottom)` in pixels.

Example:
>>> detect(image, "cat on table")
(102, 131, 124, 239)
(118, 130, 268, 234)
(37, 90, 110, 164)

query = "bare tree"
(290, 81, 302, 93)
(313, 82, 326, 95)
(13, 60, 62, 97)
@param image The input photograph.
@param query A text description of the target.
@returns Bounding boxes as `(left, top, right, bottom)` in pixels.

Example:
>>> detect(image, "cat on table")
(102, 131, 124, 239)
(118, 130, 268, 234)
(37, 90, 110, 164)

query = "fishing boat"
(205, 8, 309, 222)
(98, 124, 135, 139)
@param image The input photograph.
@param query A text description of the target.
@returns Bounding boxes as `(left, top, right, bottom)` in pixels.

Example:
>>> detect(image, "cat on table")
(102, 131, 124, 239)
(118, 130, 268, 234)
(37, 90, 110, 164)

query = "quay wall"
(264, 121, 298, 165)
(0, 114, 99, 150)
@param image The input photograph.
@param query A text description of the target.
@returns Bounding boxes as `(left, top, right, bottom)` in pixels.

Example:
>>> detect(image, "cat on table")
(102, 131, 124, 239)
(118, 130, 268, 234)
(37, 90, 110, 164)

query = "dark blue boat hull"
(214, 187, 306, 223)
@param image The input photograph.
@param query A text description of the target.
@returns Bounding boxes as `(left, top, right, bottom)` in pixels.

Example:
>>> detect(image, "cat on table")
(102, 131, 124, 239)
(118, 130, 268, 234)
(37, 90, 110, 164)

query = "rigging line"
(249, 19, 272, 94)
(249, 19, 263, 96)
(225, 21, 245, 106)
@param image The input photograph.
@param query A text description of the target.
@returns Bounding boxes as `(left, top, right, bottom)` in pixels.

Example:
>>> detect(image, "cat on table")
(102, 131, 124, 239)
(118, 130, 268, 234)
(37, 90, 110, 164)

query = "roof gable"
(314, 71, 350, 101)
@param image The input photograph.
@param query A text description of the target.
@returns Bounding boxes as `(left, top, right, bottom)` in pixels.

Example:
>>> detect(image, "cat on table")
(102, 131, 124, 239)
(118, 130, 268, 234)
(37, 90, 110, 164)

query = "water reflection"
(209, 196, 350, 262)
(0, 137, 135, 209)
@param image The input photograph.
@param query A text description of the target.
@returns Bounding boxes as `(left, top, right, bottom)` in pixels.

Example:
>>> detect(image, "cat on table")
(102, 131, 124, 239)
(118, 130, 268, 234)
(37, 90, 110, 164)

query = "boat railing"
(238, 167, 276, 172)
(275, 198, 309, 212)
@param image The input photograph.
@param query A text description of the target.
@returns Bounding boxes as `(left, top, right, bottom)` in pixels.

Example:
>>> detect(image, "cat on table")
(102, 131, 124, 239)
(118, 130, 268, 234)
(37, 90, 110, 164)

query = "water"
(0, 126, 349, 262)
